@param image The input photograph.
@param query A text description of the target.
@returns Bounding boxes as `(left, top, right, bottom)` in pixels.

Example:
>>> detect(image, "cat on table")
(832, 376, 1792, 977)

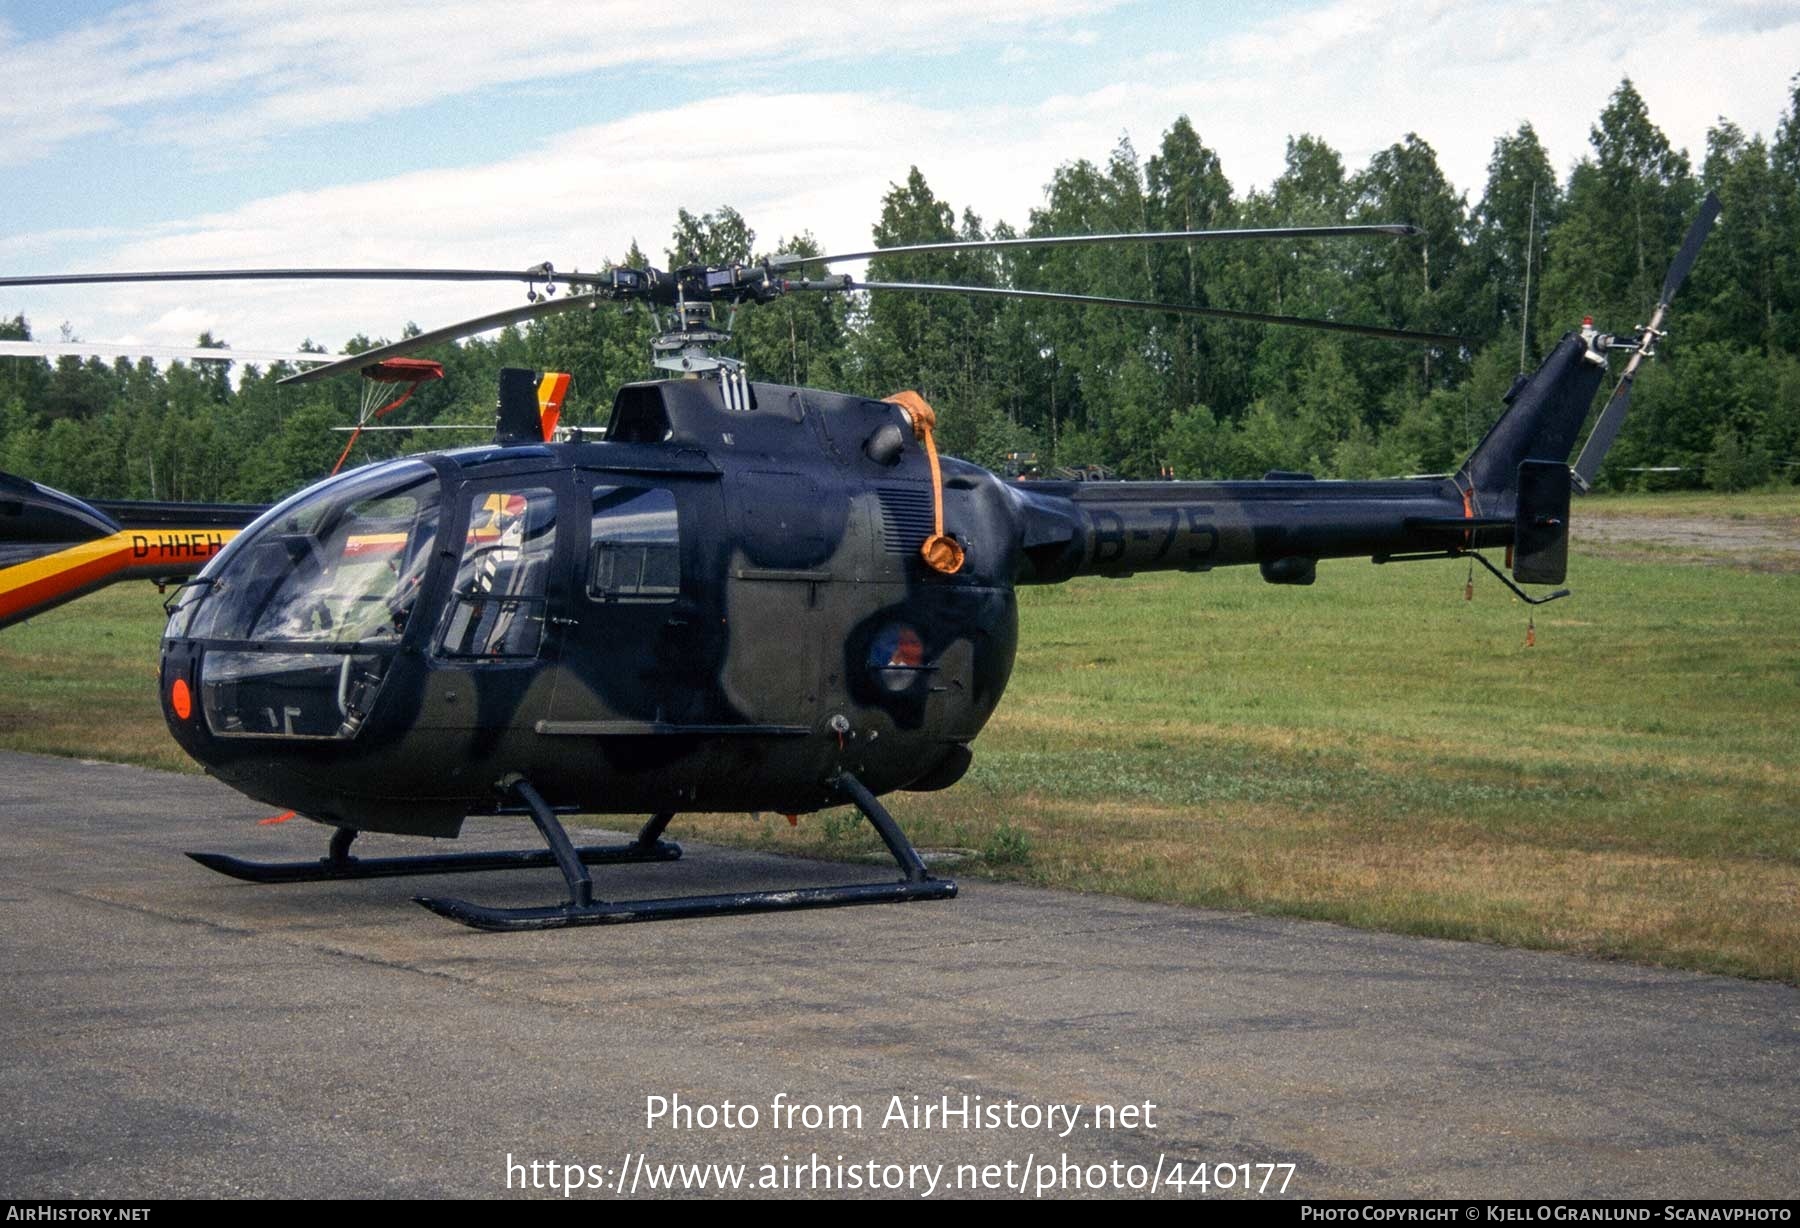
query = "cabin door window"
(437, 487, 558, 660)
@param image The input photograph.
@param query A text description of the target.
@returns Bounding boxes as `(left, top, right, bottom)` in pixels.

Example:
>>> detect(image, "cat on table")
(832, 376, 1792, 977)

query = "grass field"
(3, 490, 1796, 980)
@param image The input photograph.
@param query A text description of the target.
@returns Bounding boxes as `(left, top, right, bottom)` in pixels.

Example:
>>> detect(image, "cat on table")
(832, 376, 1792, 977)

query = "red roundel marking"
(890, 627, 924, 668)
(170, 677, 193, 721)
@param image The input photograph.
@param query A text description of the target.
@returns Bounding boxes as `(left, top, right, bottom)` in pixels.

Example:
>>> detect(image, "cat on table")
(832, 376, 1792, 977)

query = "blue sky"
(2, 0, 1796, 355)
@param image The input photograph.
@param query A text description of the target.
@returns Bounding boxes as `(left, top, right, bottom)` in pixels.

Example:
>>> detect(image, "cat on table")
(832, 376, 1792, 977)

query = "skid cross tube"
(414, 771, 956, 931)
(836, 771, 930, 882)
(186, 818, 681, 885)
(509, 775, 593, 907)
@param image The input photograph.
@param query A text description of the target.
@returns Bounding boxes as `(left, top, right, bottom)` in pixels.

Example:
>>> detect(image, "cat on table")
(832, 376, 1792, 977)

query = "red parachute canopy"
(331, 358, 448, 473)
(361, 357, 444, 384)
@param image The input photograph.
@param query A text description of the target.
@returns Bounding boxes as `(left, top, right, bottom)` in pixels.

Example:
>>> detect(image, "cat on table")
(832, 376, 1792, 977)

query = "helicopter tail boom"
(1007, 326, 1620, 590)
(1010, 473, 1496, 585)
(0, 473, 261, 629)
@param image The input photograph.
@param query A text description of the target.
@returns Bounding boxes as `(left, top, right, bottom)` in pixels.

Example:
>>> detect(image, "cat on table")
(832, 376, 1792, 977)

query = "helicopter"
(0, 195, 1720, 930)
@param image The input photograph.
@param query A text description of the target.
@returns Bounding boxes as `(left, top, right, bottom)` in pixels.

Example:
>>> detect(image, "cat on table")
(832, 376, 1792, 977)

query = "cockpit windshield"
(170, 461, 441, 645)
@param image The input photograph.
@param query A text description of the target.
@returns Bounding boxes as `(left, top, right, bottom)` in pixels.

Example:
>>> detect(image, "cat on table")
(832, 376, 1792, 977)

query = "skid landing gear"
(413, 771, 956, 931)
(186, 814, 681, 885)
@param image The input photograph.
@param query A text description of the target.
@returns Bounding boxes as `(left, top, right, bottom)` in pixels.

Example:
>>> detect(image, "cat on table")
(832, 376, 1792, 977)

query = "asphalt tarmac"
(1, 751, 1794, 1199)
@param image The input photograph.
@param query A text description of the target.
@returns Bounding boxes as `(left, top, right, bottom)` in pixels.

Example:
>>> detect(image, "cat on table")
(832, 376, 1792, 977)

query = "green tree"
(1691, 121, 1784, 354)
(1352, 133, 1471, 396)
(1771, 75, 1800, 355)
(1146, 117, 1240, 415)
(1704, 424, 1773, 490)
(1234, 136, 1360, 425)
(1160, 404, 1232, 477)
(1542, 79, 1699, 335)
(854, 167, 1006, 460)
(1471, 123, 1562, 364)
(667, 207, 754, 266)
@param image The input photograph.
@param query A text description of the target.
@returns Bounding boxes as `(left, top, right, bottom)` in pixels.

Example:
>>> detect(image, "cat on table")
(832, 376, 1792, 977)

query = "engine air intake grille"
(875, 485, 935, 555)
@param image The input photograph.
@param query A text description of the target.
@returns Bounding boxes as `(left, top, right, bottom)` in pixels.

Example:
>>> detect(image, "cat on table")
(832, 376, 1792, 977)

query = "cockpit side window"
(587, 486, 679, 603)
(437, 487, 557, 659)
(179, 463, 440, 645)
(177, 461, 444, 740)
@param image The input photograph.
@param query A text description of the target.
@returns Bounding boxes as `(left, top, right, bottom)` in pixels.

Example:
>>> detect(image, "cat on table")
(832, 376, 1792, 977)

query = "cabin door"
(542, 473, 725, 731)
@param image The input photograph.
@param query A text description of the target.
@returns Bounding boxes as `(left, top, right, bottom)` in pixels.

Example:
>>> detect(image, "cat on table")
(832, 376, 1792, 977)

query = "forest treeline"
(3, 77, 1798, 503)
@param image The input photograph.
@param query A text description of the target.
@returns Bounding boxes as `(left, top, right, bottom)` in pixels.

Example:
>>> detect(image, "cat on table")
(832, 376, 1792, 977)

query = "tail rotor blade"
(1572, 379, 1634, 489)
(1659, 191, 1722, 306)
(1572, 191, 1722, 490)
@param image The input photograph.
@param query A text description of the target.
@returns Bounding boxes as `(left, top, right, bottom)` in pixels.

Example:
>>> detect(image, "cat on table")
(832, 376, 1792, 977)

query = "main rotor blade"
(1659, 190, 1722, 306)
(0, 264, 612, 289)
(843, 280, 1467, 346)
(277, 294, 595, 385)
(0, 266, 611, 290)
(769, 224, 1422, 269)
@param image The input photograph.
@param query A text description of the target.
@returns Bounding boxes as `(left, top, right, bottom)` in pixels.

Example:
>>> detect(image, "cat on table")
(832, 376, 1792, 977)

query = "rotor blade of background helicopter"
(327, 424, 491, 431)
(842, 280, 1467, 346)
(277, 294, 595, 385)
(767, 224, 1421, 269)
(0, 340, 335, 366)
(0, 266, 611, 290)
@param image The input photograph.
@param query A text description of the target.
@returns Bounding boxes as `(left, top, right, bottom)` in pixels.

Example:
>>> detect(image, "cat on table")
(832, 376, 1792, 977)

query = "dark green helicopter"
(0, 196, 1719, 930)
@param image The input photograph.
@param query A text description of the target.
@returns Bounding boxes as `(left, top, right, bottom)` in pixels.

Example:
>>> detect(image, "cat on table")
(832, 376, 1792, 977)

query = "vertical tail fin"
(1458, 334, 1608, 498)
(494, 368, 571, 445)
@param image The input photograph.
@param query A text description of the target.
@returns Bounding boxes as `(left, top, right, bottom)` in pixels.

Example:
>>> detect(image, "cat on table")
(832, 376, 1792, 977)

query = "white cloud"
(1021, 0, 1800, 197)
(0, 0, 1127, 162)
(145, 305, 222, 337)
(1200, 0, 1795, 192)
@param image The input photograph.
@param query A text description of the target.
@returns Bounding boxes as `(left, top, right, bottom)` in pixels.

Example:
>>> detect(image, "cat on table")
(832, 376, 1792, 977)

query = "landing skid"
(187, 818, 681, 885)
(415, 879, 955, 930)
(415, 772, 956, 931)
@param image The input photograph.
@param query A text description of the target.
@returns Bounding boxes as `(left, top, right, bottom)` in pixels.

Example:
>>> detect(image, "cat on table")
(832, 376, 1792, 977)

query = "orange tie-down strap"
(882, 391, 965, 575)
